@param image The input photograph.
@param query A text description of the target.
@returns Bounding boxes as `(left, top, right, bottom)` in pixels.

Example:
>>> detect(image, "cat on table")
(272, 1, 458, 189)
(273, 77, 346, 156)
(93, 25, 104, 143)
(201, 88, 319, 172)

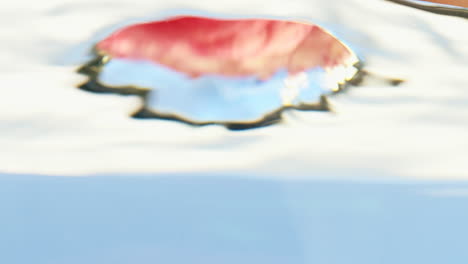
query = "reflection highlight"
(77, 15, 399, 129)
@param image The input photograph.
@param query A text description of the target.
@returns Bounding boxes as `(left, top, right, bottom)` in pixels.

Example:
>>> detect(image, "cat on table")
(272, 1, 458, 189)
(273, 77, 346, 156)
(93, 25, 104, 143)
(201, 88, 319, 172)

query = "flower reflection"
(77, 16, 380, 129)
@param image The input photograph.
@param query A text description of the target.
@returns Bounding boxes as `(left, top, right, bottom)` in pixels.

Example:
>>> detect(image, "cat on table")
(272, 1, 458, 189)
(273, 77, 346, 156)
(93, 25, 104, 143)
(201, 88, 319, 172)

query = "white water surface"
(1, 0, 467, 178)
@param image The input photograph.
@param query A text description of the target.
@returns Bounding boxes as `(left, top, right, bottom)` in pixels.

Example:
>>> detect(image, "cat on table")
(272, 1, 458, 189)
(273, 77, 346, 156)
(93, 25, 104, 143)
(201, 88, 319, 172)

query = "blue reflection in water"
(1, 173, 468, 264)
(99, 59, 347, 122)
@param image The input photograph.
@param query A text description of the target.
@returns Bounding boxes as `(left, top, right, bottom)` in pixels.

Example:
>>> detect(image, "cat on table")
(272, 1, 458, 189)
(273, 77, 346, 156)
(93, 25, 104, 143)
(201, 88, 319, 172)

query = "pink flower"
(96, 16, 354, 80)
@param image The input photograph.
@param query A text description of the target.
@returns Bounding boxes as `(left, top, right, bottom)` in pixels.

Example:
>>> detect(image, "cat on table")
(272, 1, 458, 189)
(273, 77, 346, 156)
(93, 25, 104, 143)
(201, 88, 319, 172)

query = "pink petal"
(96, 16, 354, 79)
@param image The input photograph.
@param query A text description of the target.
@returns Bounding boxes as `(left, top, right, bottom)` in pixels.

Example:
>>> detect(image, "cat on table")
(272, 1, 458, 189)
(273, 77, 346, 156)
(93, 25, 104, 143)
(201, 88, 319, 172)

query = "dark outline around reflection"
(76, 49, 402, 130)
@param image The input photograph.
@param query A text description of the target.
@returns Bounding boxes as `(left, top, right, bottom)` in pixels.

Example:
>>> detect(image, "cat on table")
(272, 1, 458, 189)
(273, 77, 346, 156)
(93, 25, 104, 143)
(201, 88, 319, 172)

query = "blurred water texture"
(1, 0, 468, 263)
